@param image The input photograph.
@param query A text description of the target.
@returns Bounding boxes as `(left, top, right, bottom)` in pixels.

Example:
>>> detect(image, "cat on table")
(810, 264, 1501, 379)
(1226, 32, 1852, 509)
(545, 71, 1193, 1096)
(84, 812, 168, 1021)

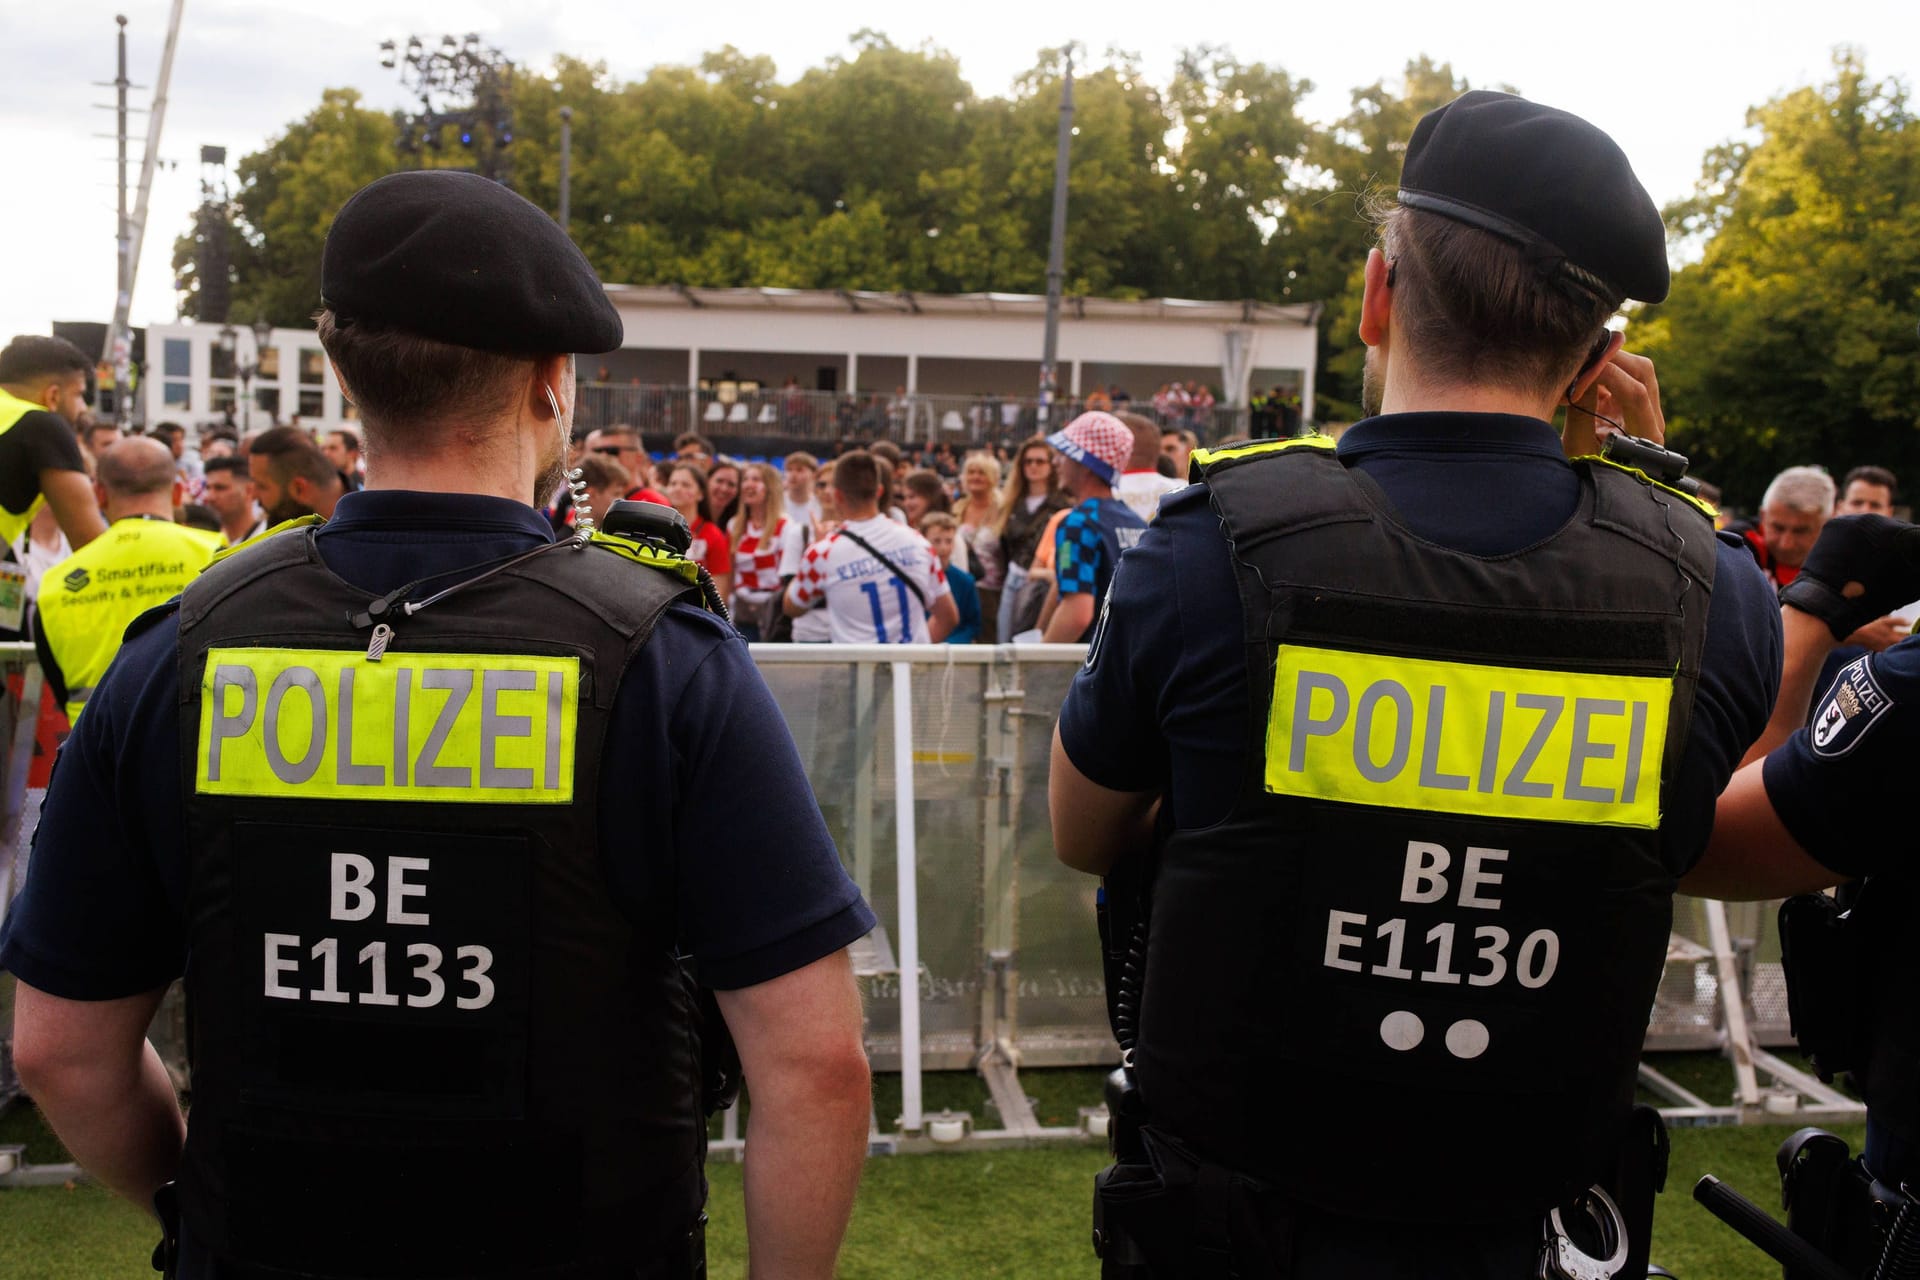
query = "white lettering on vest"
(386, 856, 431, 927)
(330, 853, 377, 922)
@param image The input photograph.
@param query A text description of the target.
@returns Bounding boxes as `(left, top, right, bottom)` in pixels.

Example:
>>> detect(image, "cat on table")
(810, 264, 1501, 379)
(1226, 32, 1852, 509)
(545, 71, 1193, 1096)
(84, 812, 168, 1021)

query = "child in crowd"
(919, 512, 980, 644)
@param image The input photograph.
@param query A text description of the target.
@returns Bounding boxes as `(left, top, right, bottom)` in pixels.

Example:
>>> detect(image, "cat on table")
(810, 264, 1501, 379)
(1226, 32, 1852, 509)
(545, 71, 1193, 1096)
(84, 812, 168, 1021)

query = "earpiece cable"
(546, 383, 593, 548)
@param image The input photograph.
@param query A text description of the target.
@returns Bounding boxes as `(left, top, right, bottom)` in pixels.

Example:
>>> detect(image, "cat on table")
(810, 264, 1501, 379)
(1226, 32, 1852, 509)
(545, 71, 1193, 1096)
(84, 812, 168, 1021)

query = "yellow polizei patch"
(197, 648, 579, 803)
(1267, 645, 1671, 829)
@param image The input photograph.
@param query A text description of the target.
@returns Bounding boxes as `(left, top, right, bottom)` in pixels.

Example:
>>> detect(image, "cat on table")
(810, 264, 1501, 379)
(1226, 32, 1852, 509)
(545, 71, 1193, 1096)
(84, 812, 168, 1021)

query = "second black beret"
(321, 170, 624, 354)
(1399, 91, 1669, 306)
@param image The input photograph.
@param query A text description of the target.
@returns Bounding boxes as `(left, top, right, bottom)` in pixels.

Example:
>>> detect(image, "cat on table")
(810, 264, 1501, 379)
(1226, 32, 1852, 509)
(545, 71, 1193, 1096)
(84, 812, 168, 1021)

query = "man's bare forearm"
(1741, 608, 1838, 766)
(716, 953, 871, 1279)
(1043, 593, 1093, 643)
(739, 1056, 870, 1279)
(15, 984, 183, 1212)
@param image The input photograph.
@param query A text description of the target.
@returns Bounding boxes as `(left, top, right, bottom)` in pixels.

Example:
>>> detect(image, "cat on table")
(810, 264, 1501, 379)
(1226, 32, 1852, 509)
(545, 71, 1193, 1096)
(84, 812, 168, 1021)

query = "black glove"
(1779, 514, 1920, 639)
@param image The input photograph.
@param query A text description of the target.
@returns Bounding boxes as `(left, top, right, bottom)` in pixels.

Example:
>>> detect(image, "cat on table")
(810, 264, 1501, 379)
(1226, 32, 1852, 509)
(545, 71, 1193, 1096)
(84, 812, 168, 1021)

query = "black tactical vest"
(1136, 438, 1716, 1225)
(174, 528, 708, 1278)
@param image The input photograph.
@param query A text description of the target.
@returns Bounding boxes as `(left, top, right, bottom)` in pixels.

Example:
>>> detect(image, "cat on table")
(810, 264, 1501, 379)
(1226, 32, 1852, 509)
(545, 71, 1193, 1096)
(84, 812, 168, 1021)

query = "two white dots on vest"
(1379, 1010, 1489, 1059)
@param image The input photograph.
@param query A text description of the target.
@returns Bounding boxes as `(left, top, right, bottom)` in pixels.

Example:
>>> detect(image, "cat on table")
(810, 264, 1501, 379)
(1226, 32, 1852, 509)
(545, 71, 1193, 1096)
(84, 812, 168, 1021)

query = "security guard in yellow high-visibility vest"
(0, 335, 109, 553)
(33, 436, 220, 721)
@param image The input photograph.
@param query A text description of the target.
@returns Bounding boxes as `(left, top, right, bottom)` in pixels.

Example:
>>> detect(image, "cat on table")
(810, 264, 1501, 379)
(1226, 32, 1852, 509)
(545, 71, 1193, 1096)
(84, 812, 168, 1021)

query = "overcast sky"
(3, 0, 1915, 345)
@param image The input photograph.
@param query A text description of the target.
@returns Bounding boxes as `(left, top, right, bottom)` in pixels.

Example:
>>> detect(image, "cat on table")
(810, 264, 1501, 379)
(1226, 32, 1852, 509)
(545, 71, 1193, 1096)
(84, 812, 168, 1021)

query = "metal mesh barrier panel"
(756, 649, 1118, 1071)
(1004, 659, 1111, 1064)
(1651, 897, 1794, 1052)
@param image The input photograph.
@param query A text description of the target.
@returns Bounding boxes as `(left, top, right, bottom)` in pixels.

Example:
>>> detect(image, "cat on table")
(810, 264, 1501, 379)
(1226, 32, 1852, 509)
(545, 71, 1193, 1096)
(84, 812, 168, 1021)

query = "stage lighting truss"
(381, 33, 515, 179)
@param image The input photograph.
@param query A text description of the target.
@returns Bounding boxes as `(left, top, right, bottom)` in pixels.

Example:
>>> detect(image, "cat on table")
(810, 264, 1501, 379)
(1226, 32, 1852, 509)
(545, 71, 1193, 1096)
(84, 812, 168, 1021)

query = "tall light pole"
(111, 15, 130, 427)
(100, 1, 185, 429)
(1038, 46, 1076, 425)
(236, 319, 272, 434)
(557, 106, 572, 231)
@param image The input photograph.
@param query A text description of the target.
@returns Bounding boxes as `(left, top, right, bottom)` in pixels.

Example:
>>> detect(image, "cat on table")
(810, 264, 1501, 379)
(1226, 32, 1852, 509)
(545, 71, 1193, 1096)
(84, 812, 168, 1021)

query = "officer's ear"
(1359, 249, 1393, 349)
(1566, 330, 1624, 405)
(327, 359, 359, 417)
(527, 355, 572, 423)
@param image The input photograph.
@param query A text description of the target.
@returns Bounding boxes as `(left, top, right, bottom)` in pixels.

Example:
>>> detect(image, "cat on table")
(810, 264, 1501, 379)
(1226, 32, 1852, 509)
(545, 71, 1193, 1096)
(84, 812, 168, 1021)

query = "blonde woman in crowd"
(953, 451, 1006, 637)
(730, 462, 798, 642)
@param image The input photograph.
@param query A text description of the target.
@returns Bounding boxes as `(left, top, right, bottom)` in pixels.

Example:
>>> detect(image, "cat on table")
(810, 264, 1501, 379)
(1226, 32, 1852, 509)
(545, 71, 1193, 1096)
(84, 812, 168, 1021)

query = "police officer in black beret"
(2, 170, 876, 1279)
(1052, 92, 1787, 1276)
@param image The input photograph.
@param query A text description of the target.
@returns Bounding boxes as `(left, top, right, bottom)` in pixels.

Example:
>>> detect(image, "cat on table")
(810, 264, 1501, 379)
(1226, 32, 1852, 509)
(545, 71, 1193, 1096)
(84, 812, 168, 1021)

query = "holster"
(1095, 1069, 1154, 1277)
(1778, 1128, 1881, 1279)
(1606, 1105, 1670, 1280)
(1092, 1126, 1290, 1279)
(151, 1182, 181, 1279)
(681, 1212, 708, 1280)
(694, 980, 741, 1117)
(1776, 1128, 1920, 1280)
(1779, 893, 1869, 1083)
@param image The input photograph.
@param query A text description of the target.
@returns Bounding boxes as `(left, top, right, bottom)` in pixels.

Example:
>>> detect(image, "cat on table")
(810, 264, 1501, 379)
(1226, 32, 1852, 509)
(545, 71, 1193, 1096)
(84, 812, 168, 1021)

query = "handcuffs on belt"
(1539, 1184, 1630, 1280)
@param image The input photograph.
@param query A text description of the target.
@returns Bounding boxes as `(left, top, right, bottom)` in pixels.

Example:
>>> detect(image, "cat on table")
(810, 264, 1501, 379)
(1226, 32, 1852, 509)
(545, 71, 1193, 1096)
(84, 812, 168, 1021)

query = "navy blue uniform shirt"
(1763, 641, 1920, 1171)
(0, 489, 874, 998)
(1764, 641, 1920, 877)
(1059, 412, 1782, 870)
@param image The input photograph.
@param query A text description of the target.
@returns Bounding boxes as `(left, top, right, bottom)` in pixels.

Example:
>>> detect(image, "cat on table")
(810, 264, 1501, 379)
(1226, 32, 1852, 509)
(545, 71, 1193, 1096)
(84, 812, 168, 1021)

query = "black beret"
(1399, 91, 1668, 306)
(321, 170, 623, 354)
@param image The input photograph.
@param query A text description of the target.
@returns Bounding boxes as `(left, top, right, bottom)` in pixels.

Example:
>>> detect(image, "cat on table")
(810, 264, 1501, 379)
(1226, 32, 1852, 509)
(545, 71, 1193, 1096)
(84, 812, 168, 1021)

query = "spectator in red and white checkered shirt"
(785, 451, 956, 645)
(730, 463, 802, 641)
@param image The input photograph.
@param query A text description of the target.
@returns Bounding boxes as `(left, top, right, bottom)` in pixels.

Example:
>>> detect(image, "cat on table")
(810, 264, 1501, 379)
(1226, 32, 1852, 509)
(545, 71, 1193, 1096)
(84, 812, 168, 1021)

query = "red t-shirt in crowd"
(687, 516, 732, 578)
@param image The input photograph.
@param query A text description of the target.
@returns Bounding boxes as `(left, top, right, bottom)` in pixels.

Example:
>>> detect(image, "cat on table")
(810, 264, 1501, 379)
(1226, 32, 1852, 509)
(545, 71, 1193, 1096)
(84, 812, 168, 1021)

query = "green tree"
(1154, 47, 1316, 300)
(780, 34, 973, 222)
(1297, 58, 1484, 420)
(1641, 50, 1920, 505)
(215, 88, 399, 326)
(979, 50, 1179, 298)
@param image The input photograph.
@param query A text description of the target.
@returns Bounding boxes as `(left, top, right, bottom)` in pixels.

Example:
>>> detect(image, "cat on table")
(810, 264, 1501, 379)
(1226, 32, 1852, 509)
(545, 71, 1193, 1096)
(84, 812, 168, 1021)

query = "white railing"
(576, 383, 1260, 448)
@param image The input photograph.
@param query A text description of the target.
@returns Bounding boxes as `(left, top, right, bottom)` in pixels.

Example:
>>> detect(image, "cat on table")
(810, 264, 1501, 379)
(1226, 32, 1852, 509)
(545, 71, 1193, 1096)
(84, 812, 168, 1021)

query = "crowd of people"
(546, 409, 1197, 647)
(0, 342, 1203, 673)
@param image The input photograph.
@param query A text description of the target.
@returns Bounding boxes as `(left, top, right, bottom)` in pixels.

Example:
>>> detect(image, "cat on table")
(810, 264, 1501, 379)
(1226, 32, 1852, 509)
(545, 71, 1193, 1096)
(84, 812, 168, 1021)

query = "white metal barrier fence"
(0, 642, 1864, 1182)
(744, 644, 1862, 1146)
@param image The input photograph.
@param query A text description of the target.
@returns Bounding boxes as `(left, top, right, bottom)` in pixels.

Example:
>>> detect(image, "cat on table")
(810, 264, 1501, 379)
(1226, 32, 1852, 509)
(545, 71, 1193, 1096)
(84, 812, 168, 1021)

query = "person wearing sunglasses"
(584, 424, 668, 504)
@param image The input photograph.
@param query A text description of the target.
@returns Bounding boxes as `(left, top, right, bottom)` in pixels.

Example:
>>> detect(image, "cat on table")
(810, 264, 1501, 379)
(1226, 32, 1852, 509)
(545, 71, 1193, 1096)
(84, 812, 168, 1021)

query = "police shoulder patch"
(1810, 656, 1893, 758)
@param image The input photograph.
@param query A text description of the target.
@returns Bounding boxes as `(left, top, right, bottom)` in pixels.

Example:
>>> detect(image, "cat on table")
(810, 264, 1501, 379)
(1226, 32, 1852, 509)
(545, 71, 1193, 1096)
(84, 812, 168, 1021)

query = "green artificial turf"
(0, 1067, 1869, 1279)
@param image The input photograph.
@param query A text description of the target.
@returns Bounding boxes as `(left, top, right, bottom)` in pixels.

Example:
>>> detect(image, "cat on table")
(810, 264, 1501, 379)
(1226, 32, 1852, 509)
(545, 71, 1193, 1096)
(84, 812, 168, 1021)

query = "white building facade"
(143, 287, 1321, 436)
